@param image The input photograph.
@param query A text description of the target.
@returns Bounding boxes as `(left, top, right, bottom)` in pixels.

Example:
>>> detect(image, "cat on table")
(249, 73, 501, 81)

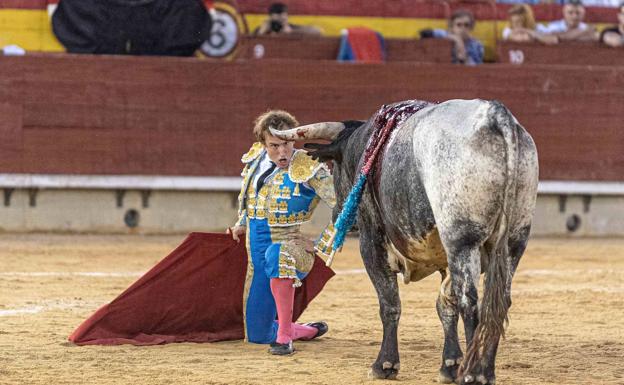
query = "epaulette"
(241, 142, 264, 164)
(289, 150, 328, 183)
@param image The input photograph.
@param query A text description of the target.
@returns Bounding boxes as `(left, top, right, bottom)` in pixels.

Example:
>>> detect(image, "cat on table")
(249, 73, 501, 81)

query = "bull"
(271, 99, 539, 384)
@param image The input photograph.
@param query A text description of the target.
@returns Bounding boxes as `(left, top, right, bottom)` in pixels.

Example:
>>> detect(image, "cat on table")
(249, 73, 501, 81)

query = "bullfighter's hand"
(227, 226, 246, 243)
(303, 239, 315, 254)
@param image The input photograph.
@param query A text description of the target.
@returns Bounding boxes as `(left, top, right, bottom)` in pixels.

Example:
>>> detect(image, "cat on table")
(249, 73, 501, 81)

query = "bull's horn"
(269, 122, 345, 141)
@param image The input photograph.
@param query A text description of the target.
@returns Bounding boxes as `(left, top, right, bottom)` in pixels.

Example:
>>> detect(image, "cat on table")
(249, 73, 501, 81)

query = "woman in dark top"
(600, 3, 624, 47)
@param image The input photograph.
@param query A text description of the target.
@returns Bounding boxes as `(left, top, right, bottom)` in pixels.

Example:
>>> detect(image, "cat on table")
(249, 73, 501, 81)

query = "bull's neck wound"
(329, 100, 432, 258)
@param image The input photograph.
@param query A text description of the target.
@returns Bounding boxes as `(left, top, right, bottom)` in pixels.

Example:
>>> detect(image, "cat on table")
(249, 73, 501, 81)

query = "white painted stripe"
(0, 270, 367, 277)
(518, 268, 623, 277)
(513, 286, 624, 295)
(335, 268, 367, 275)
(1, 175, 623, 195)
(0, 300, 101, 317)
(333, 268, 624, 277)
(0, 271, 144, 278)
(1, 268, 620, 279)
(0, 306, 44, 316)
(538, 180, 624, 195)
(0, 174, 242, 191)
(1, 284, 622, 317)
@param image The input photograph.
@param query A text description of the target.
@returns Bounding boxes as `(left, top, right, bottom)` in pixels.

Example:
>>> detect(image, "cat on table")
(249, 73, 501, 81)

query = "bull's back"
(375, 99, 536, 281)
(412, 100, 512, 234)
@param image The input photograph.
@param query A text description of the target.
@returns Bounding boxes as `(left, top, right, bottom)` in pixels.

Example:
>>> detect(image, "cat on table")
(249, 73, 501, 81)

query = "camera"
(270, 20, 283, 33)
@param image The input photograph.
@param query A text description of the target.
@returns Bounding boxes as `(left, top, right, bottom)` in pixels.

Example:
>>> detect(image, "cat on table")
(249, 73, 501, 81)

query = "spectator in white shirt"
(536, 0, 597, 41)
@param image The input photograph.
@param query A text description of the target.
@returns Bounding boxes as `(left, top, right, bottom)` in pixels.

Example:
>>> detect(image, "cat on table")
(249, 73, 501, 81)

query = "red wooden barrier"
(498, 41, 624, 66)
(236, 35, 453, 63)
(0, 54, 622, 181)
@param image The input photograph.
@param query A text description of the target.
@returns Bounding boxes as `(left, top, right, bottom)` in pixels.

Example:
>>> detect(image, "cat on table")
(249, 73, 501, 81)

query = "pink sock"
(293, 323, 318, 341)
(270, 278, 295, 344)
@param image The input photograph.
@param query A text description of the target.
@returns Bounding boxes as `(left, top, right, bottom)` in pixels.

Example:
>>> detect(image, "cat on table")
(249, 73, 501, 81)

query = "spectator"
(599, 2, 624, 46)
(420, 10, 484, 65)
(254, 2, 322, 37)
(496, 0, 540, 4)
(578, 0, 620, 7)
(536, 0, 597, 42)
(502, 4, 559, 44)
(446, 9, 485, 65)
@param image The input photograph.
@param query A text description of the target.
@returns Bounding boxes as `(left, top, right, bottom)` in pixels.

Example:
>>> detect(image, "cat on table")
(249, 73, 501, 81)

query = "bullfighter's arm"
(307, 166, 338, 259)
(307, 166, 336, 209)
(234, 142, 265, 228)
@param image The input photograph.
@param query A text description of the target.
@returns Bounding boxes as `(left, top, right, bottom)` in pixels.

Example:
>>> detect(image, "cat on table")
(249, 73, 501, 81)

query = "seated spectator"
(503, 4, 559, 44)
(599, 2, 624, 47)
(420, 9, 484, 65)
(578, 0, 620, 7)
(496, 0, 540, 4)
(253, 3, 322, 37)
(446, 10, 485, 65)
(536, 0, 597, 42)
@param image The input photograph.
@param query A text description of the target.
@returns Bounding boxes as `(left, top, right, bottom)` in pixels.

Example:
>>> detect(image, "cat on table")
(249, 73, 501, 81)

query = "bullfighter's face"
(264, 133, 294, 169)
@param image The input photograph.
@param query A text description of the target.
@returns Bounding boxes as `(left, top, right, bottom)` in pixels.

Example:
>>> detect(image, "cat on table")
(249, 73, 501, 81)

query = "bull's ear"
(303, 119, 363, 162)
(303, 142, 342, 163)
(342, 120, 365, 130)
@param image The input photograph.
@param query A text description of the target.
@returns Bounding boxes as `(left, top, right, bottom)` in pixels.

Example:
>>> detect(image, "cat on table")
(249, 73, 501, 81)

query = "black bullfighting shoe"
(304, 321, 329, 340)
(269, 340, 295, 355)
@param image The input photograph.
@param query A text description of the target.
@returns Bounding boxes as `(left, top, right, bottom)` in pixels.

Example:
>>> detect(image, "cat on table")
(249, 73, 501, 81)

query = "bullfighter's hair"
(253, 110, 299, 143)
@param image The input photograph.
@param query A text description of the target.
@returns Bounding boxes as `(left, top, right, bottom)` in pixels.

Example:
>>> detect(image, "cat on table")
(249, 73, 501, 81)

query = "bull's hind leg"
(359, 223, 401, 380)
(441, 225, 487, 385)
(436, 269, 463, 384)
(480, 225, 531, 384)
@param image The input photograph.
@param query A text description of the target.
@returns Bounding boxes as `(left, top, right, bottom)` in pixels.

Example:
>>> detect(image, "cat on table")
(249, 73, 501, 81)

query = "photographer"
(253, 3, 322, 36)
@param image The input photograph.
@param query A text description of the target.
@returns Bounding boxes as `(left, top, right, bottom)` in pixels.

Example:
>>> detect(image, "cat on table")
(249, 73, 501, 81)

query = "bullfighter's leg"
(436, 269, 463, 384)
(359, 221, 401, 380)
(479, 226, 530, 384)
(264, 242, 317, 354)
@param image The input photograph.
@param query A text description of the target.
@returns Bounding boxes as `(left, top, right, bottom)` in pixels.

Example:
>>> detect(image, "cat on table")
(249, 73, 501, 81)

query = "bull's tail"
(461, 101, 519, 376)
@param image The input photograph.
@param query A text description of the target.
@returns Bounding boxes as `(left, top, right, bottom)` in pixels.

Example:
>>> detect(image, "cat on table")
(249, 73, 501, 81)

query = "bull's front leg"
(359, 230, 401, 380)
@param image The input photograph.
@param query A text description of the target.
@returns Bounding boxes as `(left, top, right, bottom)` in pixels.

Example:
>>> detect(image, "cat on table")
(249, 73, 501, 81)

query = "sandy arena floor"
(0, 234, 623, 385)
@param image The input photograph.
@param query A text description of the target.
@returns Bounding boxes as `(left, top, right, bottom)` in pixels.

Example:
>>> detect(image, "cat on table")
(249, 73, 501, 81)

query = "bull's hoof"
(438, 357, 462, 383)
(368, 361, 400, 380)
(458, 373, 495, 385)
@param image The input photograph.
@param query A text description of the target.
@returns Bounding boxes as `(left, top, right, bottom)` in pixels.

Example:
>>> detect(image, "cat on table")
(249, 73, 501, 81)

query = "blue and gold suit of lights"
(235, 143, 336, 344)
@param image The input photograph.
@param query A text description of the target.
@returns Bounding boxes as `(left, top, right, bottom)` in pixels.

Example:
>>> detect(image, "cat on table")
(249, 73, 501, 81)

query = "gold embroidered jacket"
(235, 143, 336, 228)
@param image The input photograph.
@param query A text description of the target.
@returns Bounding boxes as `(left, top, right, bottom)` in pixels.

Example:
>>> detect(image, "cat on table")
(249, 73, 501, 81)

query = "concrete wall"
(0, 189, 333, 235)
(1, 189, 622, 236)
(533, 195, 624, 237)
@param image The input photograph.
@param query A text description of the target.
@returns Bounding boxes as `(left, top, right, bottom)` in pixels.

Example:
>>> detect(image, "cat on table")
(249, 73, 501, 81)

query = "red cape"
(69, 232, 335, 345)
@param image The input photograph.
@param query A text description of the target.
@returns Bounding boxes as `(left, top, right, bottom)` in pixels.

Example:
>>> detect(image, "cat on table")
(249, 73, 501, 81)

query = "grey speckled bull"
(271, 99, 538, 385)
